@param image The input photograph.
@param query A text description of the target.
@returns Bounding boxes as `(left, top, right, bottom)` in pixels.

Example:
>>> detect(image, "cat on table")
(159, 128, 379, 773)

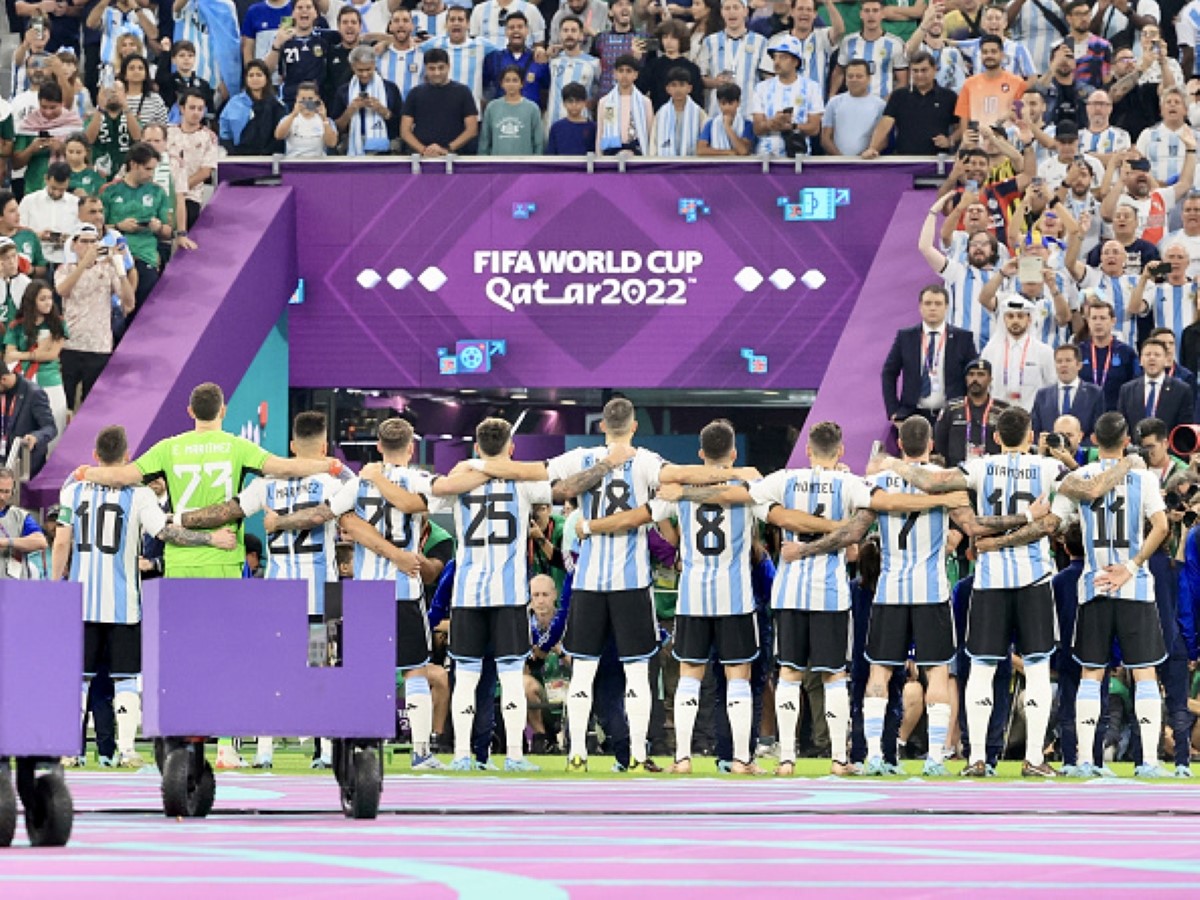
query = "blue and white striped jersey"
(329, 466, 433, 602)
(175, 0, 222, 87)
(1009, 0, 1065, 73)
(1146, 280, 1198, 336)
(1136, 124, 1190, 185)
(761, 28, 837, 95)
(423, 35, 499, 104)
(412, 10, 447, 40)
(59, 481, 167, 625)
(470, 0, 545, 45)
(99, 8, 148, 67)
(238, 474, 343, 616)
(868, 469, 950, 605)
(376, 45, 425, 99)
(836, 32, 909, 98)
(1051, 463, 1165, 603)
(962, 454, 1062, 590)
(751, 468, 874, 613)
(941, 258, 995, 347)
(696, 29, 769, 116)
(431, 479, 552, 608)
(648, 495, 767, 617)
(1079, 125, 1131, 158)
(546, 52, 601, 130)
(548, 446, 664, 592)
(1078, 268, 1142, 348)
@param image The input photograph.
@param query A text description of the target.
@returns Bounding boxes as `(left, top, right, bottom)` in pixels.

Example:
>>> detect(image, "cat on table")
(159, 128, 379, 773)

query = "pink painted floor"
(2, 774, 1198, 898)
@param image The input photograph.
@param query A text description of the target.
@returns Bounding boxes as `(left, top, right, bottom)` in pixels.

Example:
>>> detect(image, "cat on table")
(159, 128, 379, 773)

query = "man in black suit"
(882, 284, 978, 425)
(1031, 344, 1104, 443)
(1118, 337, 1194, 438)
(0, 367, 57, 478)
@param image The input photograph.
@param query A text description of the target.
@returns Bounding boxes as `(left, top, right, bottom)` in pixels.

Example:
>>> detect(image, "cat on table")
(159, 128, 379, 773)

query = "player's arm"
(974, 513, 1062, 553)
(880, 457, 970, 492)
(50, 524, 72, 581)
(656, 482, 753, 505)
(338, 512, 421, 576)
(430, 463, 492, 497)
(767, 506, 842, 534)
(658, 464, 762, 484)
(950, 504, 1042, 537)
(473, 458, 550, 482)
(263, 504, 335, 533)
(76, 463, 143, 486)
(870, 489, 971, 512)
(180, 499, 246, 529)
(261, 455, 336, 479)
(579, 504, 653, 538)
(792, 509, 877, 559)
(1097, 509, 1170, 593)
(358, 463, 429, 513)
(549, 445, 638, 503)
(157, 524, 239, 549)
(1057, 456, 1138, 501)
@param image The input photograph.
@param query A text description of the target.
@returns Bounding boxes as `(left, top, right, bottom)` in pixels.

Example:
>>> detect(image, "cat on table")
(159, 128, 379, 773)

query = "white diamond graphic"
(387, 268, 412, 290)
(801, 269, 827, 290)
(769, 269, 796, 291)
(356, 268, 381, 289)
(419, 266, 448, 292)
(734, 266, 764, 292)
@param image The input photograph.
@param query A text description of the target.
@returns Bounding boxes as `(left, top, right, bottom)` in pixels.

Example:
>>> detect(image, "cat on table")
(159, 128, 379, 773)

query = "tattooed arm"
(1057, 456, 1137, 501)
(792, 509, 877, 559)
(158, 524, 239, 549)
(579, 504, 654, 539)
(659, 464, 763, 484)
(656, 483, 753, 505)
(263, 504, 335, 533)
(975, 514, 1063, 553)
(882, 458, 970, 493)
(180, 499, 245, 529)
(950, 507, 1032, 537)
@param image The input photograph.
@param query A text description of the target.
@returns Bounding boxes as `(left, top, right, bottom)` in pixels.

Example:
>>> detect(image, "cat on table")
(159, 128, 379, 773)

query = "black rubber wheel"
(341, 747, 382, 820)
(24, 774, 73, 847)
(162, 748, 215, 818)
(0, 764, 16, 848)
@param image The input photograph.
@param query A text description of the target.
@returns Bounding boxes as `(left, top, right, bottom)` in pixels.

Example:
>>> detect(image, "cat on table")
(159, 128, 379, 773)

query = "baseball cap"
(1054, 120, 1080, 141)
(768, 36, 804, 62)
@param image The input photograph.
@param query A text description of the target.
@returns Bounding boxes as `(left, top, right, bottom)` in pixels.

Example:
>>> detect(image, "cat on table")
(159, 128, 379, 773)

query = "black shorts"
(1074, 596, 1167, 670)
(775, 609, 851, 673)
(449, 606, 529, 663)
(866, 602, 956, 667)
(673, 613, 759, 666)
(396, 598, 432, 671)
(965, 582, 1057, 663)
(84, 622, 141, 678)
(563, 588, 658, 662)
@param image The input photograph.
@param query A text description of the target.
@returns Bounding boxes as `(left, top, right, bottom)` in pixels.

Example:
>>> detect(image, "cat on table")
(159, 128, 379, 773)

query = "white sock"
(965, 662, 997, 765)
(80, 680, 89, 755)
(623, 660, 652, 763)
(257, 737, 274, 761)
(824, 678, 850, 765)
(674, 676, 702, 762)
(566, 658, 598, 760)
(727, 678, 753, 765)
(926, 703, 950, 764)
(1023, 661, 1052, 767)
(1075, 678, 1102, 768)
(406, 675, 433, 757)
(320, 738, 332, 765)
(452, 665, 481, 761)
(864, 695, 887, 761)
(776, 679, 802, 764)
(1135, 679, 1162, 768)
(498, 666, 527, 760)
(114, 685, 140, 758)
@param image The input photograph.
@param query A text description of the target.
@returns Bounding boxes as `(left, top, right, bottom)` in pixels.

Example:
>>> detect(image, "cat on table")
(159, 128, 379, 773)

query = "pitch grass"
(116, 746, 1177, 781)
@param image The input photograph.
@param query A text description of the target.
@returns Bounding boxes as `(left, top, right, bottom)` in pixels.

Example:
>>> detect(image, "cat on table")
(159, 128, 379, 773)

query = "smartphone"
(643, 37, 661, 53)
(281, 16, 294, 28)
(1018, 255, 1044, 283)
(967, 119, 979, 132)
(1013, 98, 1024, 118)
(965, 178, 980, 192)
(38, 130, 50, 139)
(780, 106, 794, 117)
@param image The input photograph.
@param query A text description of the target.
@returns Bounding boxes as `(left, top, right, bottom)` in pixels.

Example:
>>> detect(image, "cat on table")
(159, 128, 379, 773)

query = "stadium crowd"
(4, 0, 1200, 778)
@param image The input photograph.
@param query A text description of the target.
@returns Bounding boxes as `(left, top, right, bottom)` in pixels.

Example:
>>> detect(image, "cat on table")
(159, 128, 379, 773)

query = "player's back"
(547, 446, 662, 592)
(253, 475, 341, 587)
(60, 481, 163, 625)
(965, 452, 1061, 589)
(1071, 461, 1162, 602)
(343, 465, 431, 597)
(662, 494, 763, 617)
(440, 478, 550, 608)
(869, 469, 950, 605)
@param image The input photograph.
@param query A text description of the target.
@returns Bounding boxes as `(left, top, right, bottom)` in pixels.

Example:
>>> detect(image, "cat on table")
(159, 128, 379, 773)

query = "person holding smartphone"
(100, 142, 172, 315)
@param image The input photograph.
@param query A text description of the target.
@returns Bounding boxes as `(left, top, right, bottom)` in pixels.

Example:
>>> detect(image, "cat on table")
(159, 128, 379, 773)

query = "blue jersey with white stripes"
(1052, 463, 1165, 603)
(837, 32, 908, 98)
(649, 495, 766, 617)
(942, 258, 994, 347)
(376, 45, 425, 99)
(963, 453, 1062, 590)
(433, 478, 552, 608)
(59, 481, 167, 625)
(238, 474, 343, 615)
(750, 468, 874, 613)
(1147, 280, 1198, 337)
(424, 35, 499, 103)
(868, 469, 950, 605)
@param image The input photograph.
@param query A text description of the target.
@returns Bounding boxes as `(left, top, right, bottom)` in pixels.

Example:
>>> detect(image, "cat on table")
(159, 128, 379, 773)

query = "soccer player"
(274, 418, 446, 770)
(78, 382, 336, 767)
(795, 416, 1032, 776)
(53, 425, 237, 768)
(982, 412, 1172, 778)
(878, 406, 1062, 777)
(180, 411, 356, 768)
(423, 418, 553, 771)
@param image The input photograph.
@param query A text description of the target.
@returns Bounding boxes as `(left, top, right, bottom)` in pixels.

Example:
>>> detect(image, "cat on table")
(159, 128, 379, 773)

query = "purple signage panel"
(251, 164, 924, 390)
(142, 579, 395, 738)
(0, 582, 84, 756)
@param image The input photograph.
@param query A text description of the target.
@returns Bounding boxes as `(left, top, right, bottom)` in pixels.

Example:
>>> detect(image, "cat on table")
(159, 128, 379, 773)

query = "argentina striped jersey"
(868, 469, 950, 605)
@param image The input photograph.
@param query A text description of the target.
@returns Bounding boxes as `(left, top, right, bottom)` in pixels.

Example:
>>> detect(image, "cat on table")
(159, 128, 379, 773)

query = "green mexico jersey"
(136, 430, 270, 571)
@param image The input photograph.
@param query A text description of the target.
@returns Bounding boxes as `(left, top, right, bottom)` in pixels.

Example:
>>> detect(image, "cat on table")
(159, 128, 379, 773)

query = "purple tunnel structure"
(142, 579, 395, 738)
(0, 582, 84, 758)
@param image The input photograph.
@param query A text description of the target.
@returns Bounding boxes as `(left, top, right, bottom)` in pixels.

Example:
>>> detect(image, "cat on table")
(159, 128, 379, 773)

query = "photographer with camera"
(1118, 337, 1194, 437)
(1131, 248, 1197, 341)
(1038, 415, 1087, 470)
(1032, 343, 1104, 446)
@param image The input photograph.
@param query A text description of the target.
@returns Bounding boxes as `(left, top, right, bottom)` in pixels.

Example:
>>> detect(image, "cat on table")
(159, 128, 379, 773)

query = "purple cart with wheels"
(0, 582, 83, 847)
(142, 578, 395, 819)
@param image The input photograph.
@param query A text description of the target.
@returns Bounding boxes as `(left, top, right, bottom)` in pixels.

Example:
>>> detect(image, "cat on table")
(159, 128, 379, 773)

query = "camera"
(1045, 432, 1068, 452)
(1149, 260, 1171, 283)
(300, 98, 318, 111)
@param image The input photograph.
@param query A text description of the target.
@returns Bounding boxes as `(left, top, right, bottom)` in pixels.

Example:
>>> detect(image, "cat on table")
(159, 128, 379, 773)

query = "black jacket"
(1, 375, 56, 477)
(881, 324, 978, 420)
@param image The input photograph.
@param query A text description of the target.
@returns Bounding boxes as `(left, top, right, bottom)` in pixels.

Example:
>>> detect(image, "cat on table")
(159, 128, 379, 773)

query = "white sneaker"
(216, 746, 249, 769)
